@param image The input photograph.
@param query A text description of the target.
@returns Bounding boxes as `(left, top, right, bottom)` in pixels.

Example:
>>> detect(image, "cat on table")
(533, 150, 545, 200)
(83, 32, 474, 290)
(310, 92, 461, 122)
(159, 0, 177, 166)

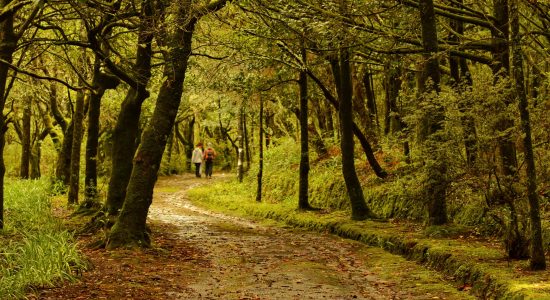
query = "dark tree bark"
(105, 0, 154, 216)
(244, 108, 251, 171)
(325, 101, 335, 138)
(332, 0, 375, 220)
(238, 105, 244, 182)
(492, 0, 517, 177)
(337, 47, 374, 220)
(418, 0, 447, 225)
(491, 0, 527, 260)
(363, 70, 378, 127)
(30, 142, 41, 179)
(351, 70, 372, 135)
(383, 62, 403, 135)
(19, 96, 31, 179)
(29, 129, 49, 179)
(107, 0, 231, 248)
(83, 60, 107, 208)
(67, 88, 86, 205)
(256, 94, 264, 203)
(165, 129, 175, 173)
(56, 121, 74, 187)
(185, 118, 195, 171)
(108, 14, 196, 247)
(0, 1, 15, 227)
(298, 40, 311, 210)
(510, 0, 546, 270)
(50, 79, 72, 187)
(448, 0, 477, 167)
(459, 58, 477, 166)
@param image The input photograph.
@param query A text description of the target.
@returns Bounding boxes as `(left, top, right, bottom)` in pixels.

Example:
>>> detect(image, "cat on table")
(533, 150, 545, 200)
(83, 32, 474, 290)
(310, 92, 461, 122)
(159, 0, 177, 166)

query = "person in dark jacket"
(203, 143, 217, 178)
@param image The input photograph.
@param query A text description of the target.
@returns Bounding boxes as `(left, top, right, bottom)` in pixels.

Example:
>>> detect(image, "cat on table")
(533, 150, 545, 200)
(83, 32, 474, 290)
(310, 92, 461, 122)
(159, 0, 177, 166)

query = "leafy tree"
(107, 0, 233, 248)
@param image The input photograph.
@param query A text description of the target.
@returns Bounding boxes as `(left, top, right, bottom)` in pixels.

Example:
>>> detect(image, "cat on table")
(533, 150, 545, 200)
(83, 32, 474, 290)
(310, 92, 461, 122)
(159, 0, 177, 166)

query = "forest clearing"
(1, 0, 550, 299)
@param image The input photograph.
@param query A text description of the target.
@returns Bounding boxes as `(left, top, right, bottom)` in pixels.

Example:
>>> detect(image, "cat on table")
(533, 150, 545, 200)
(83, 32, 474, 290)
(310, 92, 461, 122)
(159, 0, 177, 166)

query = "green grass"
(0, 178, 86, 299)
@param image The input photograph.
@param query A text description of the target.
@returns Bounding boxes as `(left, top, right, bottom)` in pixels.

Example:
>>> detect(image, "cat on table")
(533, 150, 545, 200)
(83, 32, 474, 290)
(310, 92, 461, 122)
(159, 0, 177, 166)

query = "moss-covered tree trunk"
(334, 0, 374, 220)
(256, 95, 264, 203)
(418, 0, 447, 225)
(107, 1, 204, 248)
(243, 109, 251, 171)
(363, 69, 378, 131)
(238, 105, 244, 183)
(298, 40, 311, 210)
(19, 96, 31, 179)
(448, 0, 477, 167)
(67, 88, 86, 205)
(83, 60, 107, 208)
(492, 0, 527, 260)
(492, 0, 517, 177)
(47, 81, 72, 186)
(56, 121, 73, 187)
(0, 0, 16, 228)
(105, 0, 154, 216)
(337, 47, 373, 220)
(510, 0, 546, 270)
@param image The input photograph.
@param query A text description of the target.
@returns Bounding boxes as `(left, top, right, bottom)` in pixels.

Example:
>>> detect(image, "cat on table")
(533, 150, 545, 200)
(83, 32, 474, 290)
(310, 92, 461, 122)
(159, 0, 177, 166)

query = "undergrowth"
(0, 178, 86, 299)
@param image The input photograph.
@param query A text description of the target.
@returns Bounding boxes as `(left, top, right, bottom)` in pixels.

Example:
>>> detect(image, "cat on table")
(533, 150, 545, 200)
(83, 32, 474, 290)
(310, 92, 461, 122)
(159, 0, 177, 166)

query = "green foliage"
(0, 179, 86, 299)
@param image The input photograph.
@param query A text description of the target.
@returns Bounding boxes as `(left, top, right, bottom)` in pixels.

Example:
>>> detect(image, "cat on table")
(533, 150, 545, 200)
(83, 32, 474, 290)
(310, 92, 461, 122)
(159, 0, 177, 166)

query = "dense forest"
(1, 0, 550, 296)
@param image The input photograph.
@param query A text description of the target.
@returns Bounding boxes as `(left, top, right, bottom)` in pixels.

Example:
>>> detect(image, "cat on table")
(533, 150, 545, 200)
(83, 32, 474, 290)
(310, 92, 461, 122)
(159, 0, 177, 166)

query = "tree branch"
(0, 58, 88, 91)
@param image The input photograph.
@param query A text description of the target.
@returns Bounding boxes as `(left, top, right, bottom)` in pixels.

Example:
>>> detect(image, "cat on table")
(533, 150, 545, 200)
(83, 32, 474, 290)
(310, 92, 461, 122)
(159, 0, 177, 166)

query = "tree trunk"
(165, 129, 174, 173)
(105, 0, 154, 216)
(492, 0, 527, 260)
(298, 41, 311, 210)
(244, 107, 251, 171)
(56, 121, 74, 187)
(307, 68, 387, 178)
(19, 96, 31, 179)
(510, 0, 546, 270)
(185, 118, 194, 171)
(337, 47, 373, 220)
(238, 104, 244, 182)
(48, 80, 72, 186)
(492, 0, 517, 177)
(107, 5, 198, 248)
(67, 88, 86, 205)
(418, 0, 447, 225)
(334, 0, 374, 220)
(0, 1, 16, 228)
(363, 69, 379, 131)
(449, 0, 477, 167)
(84, 59, 107, 208)
(459, 58, 477, 167)
(256, 95, 264, 203)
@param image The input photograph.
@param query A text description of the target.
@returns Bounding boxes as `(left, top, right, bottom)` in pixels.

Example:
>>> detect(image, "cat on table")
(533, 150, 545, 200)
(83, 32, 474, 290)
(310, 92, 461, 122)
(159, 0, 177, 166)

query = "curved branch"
(0, 58, 88, 91)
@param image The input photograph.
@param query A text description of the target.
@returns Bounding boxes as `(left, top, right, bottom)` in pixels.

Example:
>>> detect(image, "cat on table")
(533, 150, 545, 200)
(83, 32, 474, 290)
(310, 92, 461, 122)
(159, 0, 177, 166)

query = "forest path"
(32, 174, 472, 300)
(148, 174, 471, 299)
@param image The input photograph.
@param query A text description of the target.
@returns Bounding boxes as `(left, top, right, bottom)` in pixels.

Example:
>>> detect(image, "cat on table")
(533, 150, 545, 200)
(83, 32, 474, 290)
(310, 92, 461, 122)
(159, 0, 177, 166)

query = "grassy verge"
(0, 179, 86, 299)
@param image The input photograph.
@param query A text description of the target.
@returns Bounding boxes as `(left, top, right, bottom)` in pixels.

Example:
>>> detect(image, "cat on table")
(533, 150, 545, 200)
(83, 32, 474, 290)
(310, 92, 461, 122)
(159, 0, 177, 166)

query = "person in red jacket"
(203, 143, 217, 178)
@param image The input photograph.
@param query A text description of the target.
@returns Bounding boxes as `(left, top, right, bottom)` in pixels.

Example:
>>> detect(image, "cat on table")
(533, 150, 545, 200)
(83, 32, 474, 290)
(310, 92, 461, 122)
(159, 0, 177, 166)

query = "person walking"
(203, 143, 216, 178)
(191, 143, 203, 178)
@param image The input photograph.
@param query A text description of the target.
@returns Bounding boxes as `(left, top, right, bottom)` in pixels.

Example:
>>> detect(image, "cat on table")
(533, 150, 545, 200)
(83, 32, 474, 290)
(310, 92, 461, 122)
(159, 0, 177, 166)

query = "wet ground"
(32, 174, 473, 299)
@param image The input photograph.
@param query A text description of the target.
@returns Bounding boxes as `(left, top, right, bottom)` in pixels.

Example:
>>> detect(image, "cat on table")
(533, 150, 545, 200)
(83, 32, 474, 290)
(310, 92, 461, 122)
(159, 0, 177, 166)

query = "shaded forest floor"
(29, 174, 471, 299)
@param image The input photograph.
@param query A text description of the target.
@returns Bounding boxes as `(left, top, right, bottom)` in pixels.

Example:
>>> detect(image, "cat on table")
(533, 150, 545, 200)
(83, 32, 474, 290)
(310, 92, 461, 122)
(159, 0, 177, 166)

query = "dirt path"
(32, 174, 472, 300)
